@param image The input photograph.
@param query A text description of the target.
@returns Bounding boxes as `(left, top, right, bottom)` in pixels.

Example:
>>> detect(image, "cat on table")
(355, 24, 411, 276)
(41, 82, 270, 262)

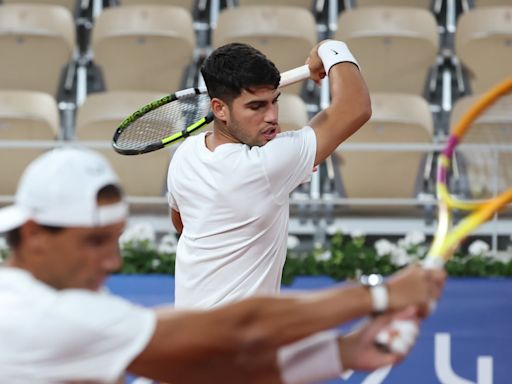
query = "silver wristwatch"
(360, 274, 389, 314)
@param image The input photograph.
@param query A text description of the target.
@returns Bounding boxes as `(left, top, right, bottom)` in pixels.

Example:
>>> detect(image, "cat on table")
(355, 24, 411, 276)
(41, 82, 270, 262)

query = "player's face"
(42, 221, 125, 291)
(226, 86, 281, 147)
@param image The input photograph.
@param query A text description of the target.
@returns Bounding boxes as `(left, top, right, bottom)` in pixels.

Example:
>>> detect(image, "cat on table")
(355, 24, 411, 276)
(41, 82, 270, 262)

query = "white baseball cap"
(0, 147, 128, 232)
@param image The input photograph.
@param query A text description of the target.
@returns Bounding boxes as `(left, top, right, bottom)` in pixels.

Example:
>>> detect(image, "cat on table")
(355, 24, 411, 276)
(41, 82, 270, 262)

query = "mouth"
(262, 126, 279, 141)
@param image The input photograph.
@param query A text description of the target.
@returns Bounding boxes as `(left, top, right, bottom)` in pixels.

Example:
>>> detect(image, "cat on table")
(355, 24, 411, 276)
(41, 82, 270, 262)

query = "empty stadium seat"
(450, 93, 512, 200)
(474, 0, 512, 7)
(335, 6, 439, 95)
(91, 5, 196, 93)
(278, 93, 309, 132)
(0, 4, 75, 96)
(2, 0, 77, 14)
(332, 93, 433, 203)
(117, 0, 195, 9)
(0, 90, 60, 195)
(213, 5, 317, 95)
(355, 0, 432, 8)
(237, 0, 313, 8)
(75, 91, 176, 197)
(455, 6, 512, 94)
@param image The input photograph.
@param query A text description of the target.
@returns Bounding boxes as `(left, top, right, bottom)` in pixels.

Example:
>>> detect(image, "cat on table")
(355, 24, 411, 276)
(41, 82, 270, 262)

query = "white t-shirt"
(168, 126, 317, 308)
(0, 267, 156, 384)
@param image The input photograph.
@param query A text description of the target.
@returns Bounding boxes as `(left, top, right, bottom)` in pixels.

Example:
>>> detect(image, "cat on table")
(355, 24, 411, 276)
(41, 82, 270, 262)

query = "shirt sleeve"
(28, 290, 156, 383)
(260, 126, 317, 204)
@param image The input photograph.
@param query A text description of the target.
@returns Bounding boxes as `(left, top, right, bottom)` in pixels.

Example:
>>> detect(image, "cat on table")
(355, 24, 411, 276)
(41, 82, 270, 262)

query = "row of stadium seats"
(0, 1, 511, 217)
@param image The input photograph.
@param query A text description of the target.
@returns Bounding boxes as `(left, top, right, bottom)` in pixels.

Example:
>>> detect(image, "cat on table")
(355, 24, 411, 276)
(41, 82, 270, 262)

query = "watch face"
(361, 273, 383, 286)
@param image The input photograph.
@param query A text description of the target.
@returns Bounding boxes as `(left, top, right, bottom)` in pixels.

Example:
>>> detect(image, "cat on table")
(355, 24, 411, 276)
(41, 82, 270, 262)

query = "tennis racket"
(376, 77, 512, 354)
(112, 64, 311, 155)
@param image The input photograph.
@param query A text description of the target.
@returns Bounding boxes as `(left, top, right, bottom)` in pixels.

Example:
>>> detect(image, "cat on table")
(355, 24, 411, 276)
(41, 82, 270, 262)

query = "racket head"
(427, 78, 512, 264)
(112, 87, 213, 155)
(111, 64, 311, 156)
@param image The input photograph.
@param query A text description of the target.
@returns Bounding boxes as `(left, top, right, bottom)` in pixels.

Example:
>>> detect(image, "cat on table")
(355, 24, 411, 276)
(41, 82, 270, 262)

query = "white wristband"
(278, 330, 342, 384)
(369, 284, 389, 313)
(317, 40, 360, 75)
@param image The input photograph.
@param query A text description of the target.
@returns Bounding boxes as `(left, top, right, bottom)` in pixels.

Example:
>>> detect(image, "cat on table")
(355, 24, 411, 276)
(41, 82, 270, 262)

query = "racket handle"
(279, 64, 311, 88)
(374, 256, 445, 354)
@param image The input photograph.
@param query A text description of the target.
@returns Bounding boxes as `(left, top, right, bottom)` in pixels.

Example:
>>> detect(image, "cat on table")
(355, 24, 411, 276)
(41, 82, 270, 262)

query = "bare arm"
(170, 208, 183, 234)
(307, 41, 372, 166)
(127, 265, 445, 383)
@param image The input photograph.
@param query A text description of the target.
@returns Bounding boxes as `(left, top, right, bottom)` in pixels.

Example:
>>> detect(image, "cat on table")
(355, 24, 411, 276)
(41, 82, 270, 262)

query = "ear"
(20, 220, 47, 251)
(211, 98, 229, 122)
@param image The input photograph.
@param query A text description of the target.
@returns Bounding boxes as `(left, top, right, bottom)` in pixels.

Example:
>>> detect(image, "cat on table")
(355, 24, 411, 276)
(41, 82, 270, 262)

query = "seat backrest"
(450, 94, 512, 199)
(0, 90, 59, 140)
(0, 4, 75, 96)
(0, 90, 60, 195)
(75, 90, 177, 197)
(75, 90, 166, 140)
(237, 0, 313, 8)
(118, 0, 195, 10)
(455, 7, 512, 94)
(335, 6, 438, 94)
(355, 0, 432, 8)
(91, 5, 196, 92)
(278, 93, 309, 132)
(474, 0, 512, 7)
(2, 0, 76, 14)
(334, 92, 433, 199)
(213, 5, 317, 94)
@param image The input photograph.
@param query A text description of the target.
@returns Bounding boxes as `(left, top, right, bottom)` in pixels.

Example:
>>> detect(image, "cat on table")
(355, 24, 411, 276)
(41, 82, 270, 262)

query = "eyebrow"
(243, 91, 281, 107)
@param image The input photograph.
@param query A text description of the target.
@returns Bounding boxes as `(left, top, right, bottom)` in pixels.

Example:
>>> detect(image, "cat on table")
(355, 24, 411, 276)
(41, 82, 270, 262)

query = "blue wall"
(107, 275, 512, 384)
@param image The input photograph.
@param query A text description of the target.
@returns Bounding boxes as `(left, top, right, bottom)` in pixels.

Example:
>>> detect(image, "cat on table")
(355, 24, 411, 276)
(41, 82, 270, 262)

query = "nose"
(265, 103, 278, 124)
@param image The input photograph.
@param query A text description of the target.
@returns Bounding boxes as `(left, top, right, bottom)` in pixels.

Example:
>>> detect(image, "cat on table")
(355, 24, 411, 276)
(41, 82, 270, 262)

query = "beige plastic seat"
(2, 0, 77, 14)
(0, 90, 59, 195)
(333, 93, 433, 202)
(118, 0, 194, 8)
(335, 7, 438, 94)
(0, 4, 75, 96)
(474, 0, 512, 7)
(75, 91, 176, 197)
(455, 7, 512, 94)
(237, 0, 313, 8)
(450, 94, 512, 200)
(356, 0, 432, 8)
(213, 5, 317, 94)
(278, 93, 309, 132)
(91, 5, 196, 93)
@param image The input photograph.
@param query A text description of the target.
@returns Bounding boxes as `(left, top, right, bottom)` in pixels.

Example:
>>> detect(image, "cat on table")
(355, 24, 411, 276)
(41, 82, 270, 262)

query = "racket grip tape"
(279, 65, 310, 88)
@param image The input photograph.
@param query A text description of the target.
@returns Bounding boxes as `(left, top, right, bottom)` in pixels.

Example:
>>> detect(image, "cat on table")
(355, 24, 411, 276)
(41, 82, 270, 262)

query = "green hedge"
(115, 230, 512, 285)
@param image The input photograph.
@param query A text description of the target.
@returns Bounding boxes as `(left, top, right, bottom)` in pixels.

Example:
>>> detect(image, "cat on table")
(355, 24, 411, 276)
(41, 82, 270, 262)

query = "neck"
(206, 122, 240, 151)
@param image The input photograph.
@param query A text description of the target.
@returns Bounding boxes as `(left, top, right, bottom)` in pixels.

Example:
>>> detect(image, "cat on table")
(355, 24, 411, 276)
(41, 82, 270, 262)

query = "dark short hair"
(5, 184, 123, 249)
(201, 43, 281, 104)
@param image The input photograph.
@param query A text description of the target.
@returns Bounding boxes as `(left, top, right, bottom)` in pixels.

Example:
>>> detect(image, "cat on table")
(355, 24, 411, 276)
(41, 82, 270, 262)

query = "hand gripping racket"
(112, 65, 311, 155)
(376, 77, 512, 353)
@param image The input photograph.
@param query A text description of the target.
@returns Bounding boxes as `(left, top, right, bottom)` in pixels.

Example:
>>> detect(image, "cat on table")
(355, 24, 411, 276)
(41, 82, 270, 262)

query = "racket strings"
(457, 122, 512, 200)
(115, 93, 211, 150)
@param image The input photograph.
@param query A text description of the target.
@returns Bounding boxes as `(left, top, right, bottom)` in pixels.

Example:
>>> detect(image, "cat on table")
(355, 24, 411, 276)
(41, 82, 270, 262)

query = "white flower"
(468, 240, 490, 257)
(390, 247, 413, 267)
(350, 229, 365, 239)
(326, 224, 348, 235)
(119, 223, 156, 248)
(491, 252, 512, 263)
(287, 235, 300, 250)
(402, 230, 426, 248)
(315, 250, 332, 261)
(374, 239, 394, 257)
(158, 234, 178, 254)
